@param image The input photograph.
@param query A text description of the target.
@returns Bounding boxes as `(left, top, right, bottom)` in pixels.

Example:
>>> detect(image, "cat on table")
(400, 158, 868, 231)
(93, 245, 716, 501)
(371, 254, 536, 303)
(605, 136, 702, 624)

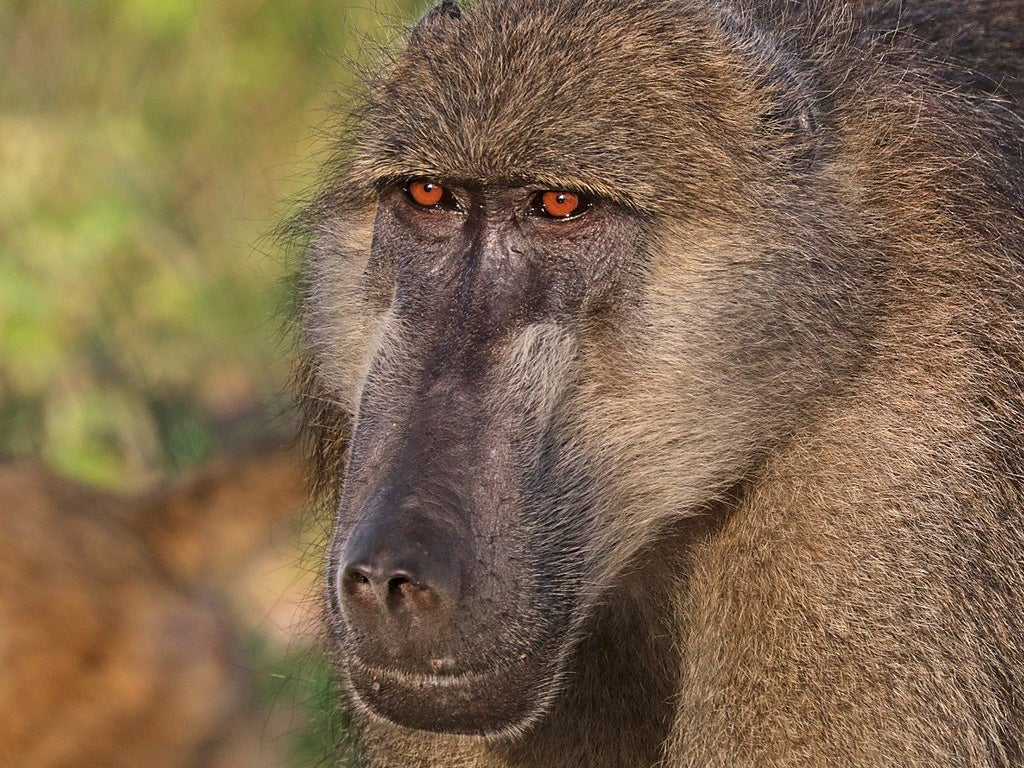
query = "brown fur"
(295, 0, 1024, 765)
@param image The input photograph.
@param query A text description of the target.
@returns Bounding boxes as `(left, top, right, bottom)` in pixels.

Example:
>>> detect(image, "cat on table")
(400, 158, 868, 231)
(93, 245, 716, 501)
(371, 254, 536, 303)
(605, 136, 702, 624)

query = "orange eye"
(540, 190, 583, 218)
(408, 179, 445, 207)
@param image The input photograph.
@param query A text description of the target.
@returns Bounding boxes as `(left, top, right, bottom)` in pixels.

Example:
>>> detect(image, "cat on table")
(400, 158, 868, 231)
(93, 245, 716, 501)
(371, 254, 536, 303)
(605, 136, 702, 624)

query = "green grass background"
(1, 0, 421, 487)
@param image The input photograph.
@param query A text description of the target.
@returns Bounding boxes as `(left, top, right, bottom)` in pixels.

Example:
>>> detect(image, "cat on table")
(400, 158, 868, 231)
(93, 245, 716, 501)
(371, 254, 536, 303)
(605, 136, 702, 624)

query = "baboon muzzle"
(325, 187, 602, 733)
(329, 358, 576, 735)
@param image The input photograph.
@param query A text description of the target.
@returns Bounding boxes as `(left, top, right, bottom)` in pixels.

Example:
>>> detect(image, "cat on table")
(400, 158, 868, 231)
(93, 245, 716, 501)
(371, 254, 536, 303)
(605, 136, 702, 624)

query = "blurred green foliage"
(0, 0, 420, 488)
(245, 630, 357, 767)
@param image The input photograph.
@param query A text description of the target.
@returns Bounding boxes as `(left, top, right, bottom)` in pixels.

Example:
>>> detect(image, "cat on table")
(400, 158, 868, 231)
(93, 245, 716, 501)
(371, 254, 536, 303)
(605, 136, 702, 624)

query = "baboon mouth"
(347, 655, 553, 735)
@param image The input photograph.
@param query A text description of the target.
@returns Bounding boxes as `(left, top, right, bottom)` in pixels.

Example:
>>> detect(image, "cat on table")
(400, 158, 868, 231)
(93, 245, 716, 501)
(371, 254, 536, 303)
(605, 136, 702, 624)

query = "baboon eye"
(406, 179, 458, 210)
(531, 190, 591, 220)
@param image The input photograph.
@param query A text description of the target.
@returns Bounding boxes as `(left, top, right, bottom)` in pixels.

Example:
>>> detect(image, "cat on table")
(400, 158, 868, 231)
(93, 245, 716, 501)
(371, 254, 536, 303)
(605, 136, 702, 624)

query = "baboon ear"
(409, 0, 462, 45)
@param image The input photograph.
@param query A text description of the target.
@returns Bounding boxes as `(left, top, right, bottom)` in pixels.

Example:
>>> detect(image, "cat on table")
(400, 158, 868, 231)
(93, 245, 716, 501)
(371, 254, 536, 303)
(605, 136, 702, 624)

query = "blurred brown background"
(0, 1, 419, 765)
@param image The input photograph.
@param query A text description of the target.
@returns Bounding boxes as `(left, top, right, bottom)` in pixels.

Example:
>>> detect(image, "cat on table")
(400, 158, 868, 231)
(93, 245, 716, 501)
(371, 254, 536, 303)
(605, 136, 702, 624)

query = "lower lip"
(347, 657, 544, 735)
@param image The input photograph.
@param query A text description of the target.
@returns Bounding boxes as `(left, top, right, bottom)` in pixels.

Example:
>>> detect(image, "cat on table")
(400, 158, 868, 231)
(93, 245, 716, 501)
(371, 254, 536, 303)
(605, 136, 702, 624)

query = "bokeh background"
(0, 1, 420, 765)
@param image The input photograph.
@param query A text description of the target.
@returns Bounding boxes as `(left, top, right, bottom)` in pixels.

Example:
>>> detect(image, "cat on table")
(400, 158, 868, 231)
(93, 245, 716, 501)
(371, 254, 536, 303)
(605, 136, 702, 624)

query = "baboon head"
(302, 0, 872, 739)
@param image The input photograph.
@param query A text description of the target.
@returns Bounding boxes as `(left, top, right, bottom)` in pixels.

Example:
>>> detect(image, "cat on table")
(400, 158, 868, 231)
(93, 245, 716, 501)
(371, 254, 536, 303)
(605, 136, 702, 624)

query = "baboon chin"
(296, 0, 1024, 765)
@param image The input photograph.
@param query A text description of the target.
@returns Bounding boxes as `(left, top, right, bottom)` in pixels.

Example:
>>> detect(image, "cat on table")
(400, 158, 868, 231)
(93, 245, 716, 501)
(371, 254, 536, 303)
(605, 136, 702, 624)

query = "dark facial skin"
(376, 180, 629, 325)
(327, 178, 645, 735)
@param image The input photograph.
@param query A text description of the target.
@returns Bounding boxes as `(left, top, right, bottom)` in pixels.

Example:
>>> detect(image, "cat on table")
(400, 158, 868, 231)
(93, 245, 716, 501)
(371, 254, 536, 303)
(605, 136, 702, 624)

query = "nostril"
(341, 564, 375, 601)
(386, 570, 441, 616)
(387, 571, 417, 594)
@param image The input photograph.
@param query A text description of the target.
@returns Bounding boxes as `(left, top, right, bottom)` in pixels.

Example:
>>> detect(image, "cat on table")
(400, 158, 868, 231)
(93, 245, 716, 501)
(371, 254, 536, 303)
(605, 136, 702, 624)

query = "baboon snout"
(336, 493, 467, 668)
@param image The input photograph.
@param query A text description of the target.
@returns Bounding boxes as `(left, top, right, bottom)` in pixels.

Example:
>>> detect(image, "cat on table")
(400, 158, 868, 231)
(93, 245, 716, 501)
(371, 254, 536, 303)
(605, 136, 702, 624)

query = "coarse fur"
(293, 0, 1024, 765)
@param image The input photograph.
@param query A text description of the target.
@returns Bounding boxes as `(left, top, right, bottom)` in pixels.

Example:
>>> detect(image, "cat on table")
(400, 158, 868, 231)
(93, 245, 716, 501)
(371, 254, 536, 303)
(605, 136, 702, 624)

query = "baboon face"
(327, 181, 643, 735)
(309, 0, 866, 738)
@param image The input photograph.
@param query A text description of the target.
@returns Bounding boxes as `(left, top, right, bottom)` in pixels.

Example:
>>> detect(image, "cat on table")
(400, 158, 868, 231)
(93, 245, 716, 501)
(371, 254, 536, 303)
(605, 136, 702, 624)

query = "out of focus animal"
(0, 448, 304, 768)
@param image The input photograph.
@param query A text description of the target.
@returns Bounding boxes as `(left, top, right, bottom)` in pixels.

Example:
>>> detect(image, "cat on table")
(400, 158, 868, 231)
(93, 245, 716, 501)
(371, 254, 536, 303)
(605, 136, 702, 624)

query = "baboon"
(295, 0, 1024, 765)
